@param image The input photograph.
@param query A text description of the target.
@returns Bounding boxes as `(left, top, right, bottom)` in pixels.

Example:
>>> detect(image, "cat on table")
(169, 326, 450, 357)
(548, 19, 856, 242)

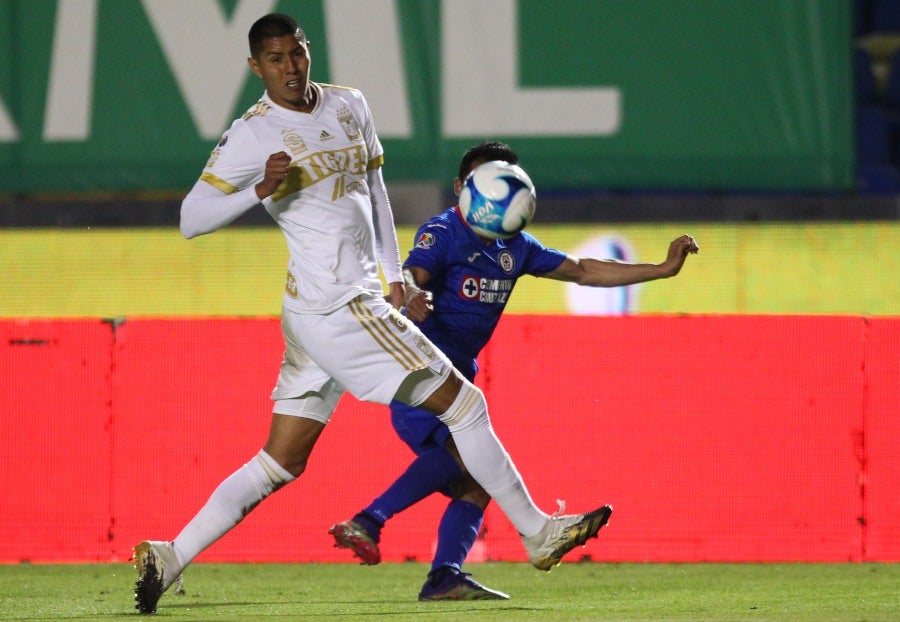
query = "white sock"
(439, 382, 547, 536)
(171, 450, 294, 568)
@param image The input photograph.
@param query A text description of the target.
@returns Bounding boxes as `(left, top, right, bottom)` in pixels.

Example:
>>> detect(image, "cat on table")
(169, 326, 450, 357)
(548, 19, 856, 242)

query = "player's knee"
(436, 379, 488, 432)
(263, 449, 308, 479)
(261, 441, 312, 478)
(449, 475, 490, 510)
(444, 438, 466, 473)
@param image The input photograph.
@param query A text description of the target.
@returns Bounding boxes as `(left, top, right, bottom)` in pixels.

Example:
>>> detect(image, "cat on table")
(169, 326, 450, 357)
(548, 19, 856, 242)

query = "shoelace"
(172, 574, 185, 596)
(551, 499, 566, 517)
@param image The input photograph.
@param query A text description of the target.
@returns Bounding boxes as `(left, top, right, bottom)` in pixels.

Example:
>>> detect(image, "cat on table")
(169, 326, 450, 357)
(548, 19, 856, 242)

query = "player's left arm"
(368, 165, 403, 307)
(401, 266, 433, 323)
(541, 234, 699, 287)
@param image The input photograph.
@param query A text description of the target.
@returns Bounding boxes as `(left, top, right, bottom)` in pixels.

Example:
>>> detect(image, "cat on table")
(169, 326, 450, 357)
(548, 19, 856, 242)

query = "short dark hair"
(248, 13, 307, 59)
(458, 141, 519, 181)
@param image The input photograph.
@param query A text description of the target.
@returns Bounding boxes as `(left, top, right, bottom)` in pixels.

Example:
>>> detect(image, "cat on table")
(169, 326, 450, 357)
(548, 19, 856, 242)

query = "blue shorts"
(390, 399, 451, 456)
(389, 354, 475, 456)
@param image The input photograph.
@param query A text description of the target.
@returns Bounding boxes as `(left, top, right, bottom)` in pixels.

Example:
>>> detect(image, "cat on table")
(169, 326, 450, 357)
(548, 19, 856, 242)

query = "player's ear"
(453, 177, 462, 196)
(248, 56, 262, 78)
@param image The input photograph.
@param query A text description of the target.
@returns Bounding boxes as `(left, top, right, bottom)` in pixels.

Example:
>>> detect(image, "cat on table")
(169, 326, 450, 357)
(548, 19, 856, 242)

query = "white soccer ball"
(458, 160, 536, 239)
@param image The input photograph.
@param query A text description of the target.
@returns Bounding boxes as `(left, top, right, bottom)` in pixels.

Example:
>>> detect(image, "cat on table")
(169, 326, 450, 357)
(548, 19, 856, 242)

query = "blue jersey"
(405, 206, 567, 379)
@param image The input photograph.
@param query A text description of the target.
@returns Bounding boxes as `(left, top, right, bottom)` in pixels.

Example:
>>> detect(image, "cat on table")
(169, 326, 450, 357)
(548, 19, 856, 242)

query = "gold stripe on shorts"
(349, 298, 426, 371)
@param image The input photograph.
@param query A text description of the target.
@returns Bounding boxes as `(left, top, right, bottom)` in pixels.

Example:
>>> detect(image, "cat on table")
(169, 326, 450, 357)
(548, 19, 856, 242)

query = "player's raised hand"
(255, 151, 292, 200)
(660, 234, 699, 277)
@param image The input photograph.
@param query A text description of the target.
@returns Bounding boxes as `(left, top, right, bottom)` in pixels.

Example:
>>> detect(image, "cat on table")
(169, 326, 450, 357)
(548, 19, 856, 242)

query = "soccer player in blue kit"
(330, 141, 699, 600)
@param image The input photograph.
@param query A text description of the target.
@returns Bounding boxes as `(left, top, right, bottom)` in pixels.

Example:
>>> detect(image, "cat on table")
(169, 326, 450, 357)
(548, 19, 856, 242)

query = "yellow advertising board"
(1, 223, 897, 317)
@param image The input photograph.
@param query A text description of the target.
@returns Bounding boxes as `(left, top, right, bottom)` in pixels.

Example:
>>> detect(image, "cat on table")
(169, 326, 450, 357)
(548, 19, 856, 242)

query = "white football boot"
(522, 502, 613, 571)
(133, 540, 184, 613)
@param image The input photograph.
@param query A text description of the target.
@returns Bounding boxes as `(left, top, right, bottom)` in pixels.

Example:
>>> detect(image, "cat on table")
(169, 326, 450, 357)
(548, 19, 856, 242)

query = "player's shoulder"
(423, 207, 464, 235)
(410, 208, 460, 251)
(205, 104, 265, 166)
(218, 99, 274, 143)
(512, 228, 548, 249)
(318, 82, 362, 94)
(317, 82, 368, 106)
(239, 98, 275, 123)
(316, 83, 375, 125)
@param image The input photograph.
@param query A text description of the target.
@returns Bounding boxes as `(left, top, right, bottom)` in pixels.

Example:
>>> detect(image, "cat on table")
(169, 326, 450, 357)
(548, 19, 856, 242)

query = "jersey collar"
(262, 82, 324, 119)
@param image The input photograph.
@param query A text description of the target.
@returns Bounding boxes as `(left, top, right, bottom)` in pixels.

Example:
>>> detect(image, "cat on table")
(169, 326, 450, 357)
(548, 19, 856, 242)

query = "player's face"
(453, 158, 487, 195)
(455, 157, 498, 243)
(248, 35, 312, 112)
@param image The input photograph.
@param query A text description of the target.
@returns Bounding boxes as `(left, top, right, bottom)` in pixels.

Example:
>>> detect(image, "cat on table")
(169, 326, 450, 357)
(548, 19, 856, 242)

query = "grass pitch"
(0, 562, 897, 621)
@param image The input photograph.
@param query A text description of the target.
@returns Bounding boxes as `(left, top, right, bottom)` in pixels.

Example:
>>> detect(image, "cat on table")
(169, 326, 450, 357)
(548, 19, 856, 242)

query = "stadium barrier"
(1, 315, 897, 563)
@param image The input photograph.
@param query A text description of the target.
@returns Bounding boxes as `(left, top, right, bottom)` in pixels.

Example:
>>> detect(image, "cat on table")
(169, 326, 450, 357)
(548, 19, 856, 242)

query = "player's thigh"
(272, 326, 344, 425)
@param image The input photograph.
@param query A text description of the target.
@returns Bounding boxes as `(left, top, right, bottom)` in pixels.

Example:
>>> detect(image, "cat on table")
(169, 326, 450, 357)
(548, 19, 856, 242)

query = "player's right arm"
(180, 123, 286, 239)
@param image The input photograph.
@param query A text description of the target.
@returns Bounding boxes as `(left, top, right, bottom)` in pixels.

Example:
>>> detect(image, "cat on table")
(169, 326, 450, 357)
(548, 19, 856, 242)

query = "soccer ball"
(458, 160, 536, 239)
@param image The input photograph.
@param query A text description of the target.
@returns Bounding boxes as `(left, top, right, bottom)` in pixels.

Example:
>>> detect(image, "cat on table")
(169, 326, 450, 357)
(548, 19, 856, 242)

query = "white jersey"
(197, 84, 391, 314)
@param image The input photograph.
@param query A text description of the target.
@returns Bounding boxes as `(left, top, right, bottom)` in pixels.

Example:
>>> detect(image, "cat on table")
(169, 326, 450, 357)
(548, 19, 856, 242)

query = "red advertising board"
(0, 316, 896, 563)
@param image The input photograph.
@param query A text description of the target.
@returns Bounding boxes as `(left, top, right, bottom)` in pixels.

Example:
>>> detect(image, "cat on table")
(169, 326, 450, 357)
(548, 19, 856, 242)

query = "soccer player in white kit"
(132, 13, 612, 614)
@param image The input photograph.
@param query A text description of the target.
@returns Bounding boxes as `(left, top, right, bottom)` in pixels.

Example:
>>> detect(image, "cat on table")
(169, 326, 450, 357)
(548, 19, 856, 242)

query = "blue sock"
(362, 446, 462, 533)
(431, 499, 484, 572)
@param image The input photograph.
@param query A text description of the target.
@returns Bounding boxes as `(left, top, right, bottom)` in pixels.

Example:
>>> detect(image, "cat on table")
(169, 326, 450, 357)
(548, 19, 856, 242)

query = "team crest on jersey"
(498, 250, 515, 273)
(281, 129, 307, 156)
(415, 232, 436, 249)
(337, 106, 362, 140)
(285, 271, 298, 298)
(460, 276, 479, 299)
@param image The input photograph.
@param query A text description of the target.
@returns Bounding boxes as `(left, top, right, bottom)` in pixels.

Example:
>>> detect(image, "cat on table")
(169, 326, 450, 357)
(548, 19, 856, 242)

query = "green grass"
(1, 562, 898, 621)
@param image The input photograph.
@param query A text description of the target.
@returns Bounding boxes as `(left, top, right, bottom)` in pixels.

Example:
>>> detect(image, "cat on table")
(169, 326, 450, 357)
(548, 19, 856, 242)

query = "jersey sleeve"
(403, 217, 452, 283)
(179, 119, 267, 238)
(520, 230, 568, 275)
(349, 89, 384, 171)
(368, 166, 402, 283)
(344, 88, 396, 280)
(199, 119, 266, 193)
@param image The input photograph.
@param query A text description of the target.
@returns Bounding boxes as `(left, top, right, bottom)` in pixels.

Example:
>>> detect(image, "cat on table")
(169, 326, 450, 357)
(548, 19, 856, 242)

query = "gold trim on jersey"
(317, 82, 359, 92)
(285, 271, 298, 298)
(331, 175, 346, 202)
(242, 100, 272, 120)
(349, 297, 427, 371)
(367, 154, 384, 171)
(200, 172, 239, 195)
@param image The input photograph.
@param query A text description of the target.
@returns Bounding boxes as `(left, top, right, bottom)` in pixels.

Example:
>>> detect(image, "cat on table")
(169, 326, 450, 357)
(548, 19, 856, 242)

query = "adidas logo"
(320, 130, 334, 141)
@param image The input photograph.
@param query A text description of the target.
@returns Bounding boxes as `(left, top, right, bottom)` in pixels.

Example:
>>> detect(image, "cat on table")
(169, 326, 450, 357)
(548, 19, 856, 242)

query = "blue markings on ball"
(460, 162, 536, 239)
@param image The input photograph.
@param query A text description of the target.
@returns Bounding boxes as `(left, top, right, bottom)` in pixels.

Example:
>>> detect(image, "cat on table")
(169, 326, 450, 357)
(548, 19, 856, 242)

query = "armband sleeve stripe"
(366, 154, 384, 171)
(200, 171, 240, 195)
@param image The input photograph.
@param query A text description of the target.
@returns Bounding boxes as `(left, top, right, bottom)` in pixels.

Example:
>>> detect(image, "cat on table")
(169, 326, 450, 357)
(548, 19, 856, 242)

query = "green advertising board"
(0, 0, 852, 193)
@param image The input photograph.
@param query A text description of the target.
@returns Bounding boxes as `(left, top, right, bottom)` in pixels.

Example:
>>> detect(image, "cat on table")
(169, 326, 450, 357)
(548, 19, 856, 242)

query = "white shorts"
(271, 293, 453, 423)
